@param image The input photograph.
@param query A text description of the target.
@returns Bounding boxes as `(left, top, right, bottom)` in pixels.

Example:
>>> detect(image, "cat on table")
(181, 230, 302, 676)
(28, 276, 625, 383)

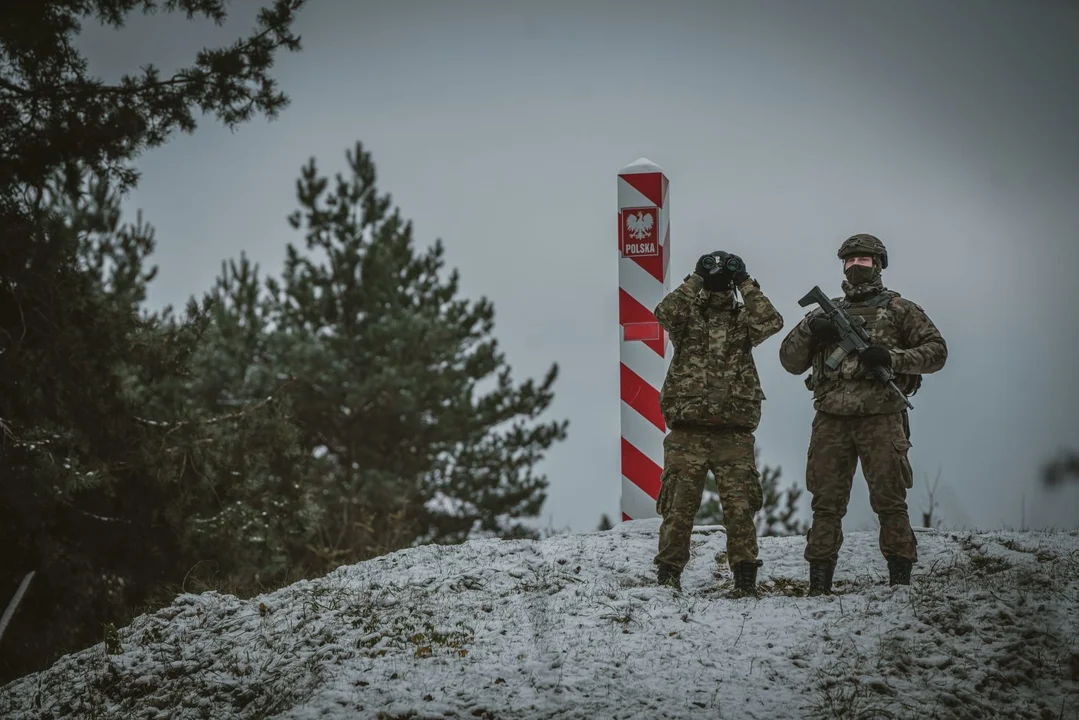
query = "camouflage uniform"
(778, 234, 947, 593)
(653, 267, 784, 593)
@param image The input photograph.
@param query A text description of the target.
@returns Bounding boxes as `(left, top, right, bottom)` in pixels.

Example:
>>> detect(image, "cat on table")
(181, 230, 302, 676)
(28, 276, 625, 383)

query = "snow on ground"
(2, 520, 1077, 719)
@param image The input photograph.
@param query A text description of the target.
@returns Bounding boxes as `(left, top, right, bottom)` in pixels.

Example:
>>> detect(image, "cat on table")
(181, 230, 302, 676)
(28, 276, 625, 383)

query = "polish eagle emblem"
(625, 211, 654, 240)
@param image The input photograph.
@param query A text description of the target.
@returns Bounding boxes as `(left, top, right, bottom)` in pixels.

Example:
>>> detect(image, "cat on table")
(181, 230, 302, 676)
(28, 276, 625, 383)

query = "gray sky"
(76, 0, 1079, 534)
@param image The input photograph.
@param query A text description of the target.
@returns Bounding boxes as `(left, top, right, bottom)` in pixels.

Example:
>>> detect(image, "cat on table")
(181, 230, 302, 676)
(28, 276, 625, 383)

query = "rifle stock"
(797, 285, 832, 310)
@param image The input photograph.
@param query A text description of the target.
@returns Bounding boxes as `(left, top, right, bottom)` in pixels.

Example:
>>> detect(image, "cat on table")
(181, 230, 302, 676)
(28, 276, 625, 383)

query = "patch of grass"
(350, 594, 475, 661)
(903, 539, 1079, 718)
(506, 563, 583, 595)
(968, 554, 1010, 574)
(999, 538, 1028, 553)
(762, 577, 808, 597)
(102, 623, 122, 655)
(594, 595, 649, 633)
(807, 647, 906, 720)
(407, 620, 474, 658)
(995, 537, 1057, 563)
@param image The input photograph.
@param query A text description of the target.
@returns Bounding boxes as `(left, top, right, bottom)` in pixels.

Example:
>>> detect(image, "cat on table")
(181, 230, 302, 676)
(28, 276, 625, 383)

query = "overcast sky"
(76, 0, 1079, 535)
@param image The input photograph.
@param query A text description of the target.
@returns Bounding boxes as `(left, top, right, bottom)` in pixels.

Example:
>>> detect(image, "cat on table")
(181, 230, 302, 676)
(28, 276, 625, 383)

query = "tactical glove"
(697, 251, 742, 291)
(860, 345, 892, 368)
(694, 253, 715, 279)
(808, 316, 841, 343)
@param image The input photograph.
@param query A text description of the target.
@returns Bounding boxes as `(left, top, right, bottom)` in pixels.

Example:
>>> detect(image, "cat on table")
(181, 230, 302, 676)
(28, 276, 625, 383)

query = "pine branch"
(0, 280, 28, 352)
(0, 15, 292, 102)
(134, 376, 295, 431)
(57, 501, 132, 525)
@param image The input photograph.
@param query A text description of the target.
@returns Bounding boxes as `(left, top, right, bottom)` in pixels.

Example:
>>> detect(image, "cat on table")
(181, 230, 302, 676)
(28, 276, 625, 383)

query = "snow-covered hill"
(2, 520, 1077, 719)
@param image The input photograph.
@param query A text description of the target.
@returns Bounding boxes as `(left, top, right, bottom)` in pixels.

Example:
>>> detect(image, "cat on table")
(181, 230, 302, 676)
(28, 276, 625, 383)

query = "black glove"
(808, 316, 841, 343)
(727, 253, 749, 284)
(860, 345, 892, 368)
(696, 251, 743, 291)
(694, 253, 714, 279)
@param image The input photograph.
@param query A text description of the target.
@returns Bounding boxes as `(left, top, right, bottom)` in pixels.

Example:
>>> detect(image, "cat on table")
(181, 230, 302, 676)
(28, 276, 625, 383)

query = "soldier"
(778, 234, 947, 595)
(653, 250, 784, 595)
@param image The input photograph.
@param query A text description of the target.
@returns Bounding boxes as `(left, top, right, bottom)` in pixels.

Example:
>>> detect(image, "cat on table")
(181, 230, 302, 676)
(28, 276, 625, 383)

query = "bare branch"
(0, 571, 36, 645)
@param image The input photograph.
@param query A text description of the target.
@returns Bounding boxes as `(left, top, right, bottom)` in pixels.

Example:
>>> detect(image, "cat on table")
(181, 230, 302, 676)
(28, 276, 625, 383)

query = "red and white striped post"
(617, 158, 671, 522)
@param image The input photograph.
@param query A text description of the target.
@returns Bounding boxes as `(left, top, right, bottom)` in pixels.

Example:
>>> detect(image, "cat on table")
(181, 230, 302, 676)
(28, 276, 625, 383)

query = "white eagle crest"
(625, 211, 654, 240)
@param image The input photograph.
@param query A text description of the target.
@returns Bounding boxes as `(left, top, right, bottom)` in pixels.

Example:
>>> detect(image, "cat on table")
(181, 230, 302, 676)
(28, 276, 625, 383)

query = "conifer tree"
(0, 0, 307, 683)
(754, 464, 808, 537)
(1, 163, 310, 683)
(201, 142, 569, 566)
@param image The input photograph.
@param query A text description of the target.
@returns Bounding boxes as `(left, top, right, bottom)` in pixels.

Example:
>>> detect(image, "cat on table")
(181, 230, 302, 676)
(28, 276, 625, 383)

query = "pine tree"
(695, 471, 725, 527)
(0, 164, 310, 683)
(754, 464, 808, 537)
(0, 0, 307, 683)
(199, 141, 569, 570)
(597, 514, 614, 531)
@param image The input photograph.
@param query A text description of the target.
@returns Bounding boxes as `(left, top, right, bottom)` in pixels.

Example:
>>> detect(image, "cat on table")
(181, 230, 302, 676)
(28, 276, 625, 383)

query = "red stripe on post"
(618, 288, 666, 358)
(620, 363, 666, 432)
(621, 437, 662, 499)
(620, 171, 664, 208)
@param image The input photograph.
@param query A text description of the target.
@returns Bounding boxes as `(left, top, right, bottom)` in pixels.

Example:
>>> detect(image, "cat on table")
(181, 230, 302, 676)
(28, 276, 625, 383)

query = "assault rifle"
(798, 285, 913, 410)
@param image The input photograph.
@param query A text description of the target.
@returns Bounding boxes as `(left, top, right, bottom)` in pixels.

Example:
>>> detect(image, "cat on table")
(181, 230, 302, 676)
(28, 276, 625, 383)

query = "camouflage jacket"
(655, 273, 784, 431)
(778, 279, 948, 416)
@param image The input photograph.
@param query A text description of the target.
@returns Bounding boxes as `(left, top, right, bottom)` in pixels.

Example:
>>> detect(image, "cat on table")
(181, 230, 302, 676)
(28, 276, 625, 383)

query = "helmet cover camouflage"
(837, 233, 888, 269)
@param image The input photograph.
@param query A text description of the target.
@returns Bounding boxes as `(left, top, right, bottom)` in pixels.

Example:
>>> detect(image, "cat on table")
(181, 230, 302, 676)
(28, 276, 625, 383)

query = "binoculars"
(701, 253, 744, 275)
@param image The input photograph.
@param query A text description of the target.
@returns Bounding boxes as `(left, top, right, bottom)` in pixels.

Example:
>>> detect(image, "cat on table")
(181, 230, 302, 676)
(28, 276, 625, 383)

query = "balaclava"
(843, 256, 879, 287)
(837, 234, 888, 299)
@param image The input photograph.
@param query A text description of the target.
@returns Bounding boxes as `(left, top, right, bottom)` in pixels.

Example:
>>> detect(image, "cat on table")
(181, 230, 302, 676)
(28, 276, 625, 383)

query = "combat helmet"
(837, 233, 888, 269)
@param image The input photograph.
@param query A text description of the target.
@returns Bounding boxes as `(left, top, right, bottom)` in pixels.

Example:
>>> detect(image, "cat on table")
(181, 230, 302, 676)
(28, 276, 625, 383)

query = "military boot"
(731, 559, 762, 597)
(808, 562, 835, 596)
(886, 556, 912, 586)
(656, 563, 682, 591)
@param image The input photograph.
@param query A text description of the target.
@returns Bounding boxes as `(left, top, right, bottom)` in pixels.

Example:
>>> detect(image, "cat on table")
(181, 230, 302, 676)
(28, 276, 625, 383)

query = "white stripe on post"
(619, 339, 668, 392)
(621, 475, 660, 521)
(620, 401, 666, 469)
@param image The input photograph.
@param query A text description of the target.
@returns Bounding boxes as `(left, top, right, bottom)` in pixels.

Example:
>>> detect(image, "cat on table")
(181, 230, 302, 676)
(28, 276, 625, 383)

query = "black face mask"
(843, 264, 877, 286)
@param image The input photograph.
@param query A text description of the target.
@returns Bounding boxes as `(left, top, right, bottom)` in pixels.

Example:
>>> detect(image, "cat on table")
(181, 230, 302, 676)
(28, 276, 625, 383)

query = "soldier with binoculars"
(651, 250, 784, 596)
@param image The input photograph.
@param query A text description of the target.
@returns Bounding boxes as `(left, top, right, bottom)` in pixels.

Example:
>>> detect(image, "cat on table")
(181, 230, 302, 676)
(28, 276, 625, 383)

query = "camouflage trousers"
(654, 426, 763, 572)
(803, 410, 918, 564)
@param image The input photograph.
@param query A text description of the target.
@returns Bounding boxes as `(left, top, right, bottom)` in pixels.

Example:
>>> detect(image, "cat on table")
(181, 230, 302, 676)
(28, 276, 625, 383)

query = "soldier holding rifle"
(779, 234, 948, 595)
